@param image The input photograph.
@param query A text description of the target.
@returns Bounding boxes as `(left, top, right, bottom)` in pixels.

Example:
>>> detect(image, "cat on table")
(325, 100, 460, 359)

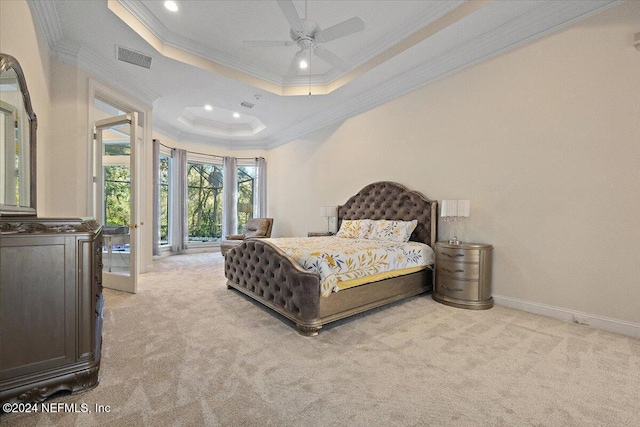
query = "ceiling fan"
(244, 0, 365, 77)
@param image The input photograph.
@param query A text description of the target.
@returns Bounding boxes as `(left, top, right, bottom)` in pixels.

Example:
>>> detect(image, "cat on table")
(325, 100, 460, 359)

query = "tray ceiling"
(29, 0, 617, 149)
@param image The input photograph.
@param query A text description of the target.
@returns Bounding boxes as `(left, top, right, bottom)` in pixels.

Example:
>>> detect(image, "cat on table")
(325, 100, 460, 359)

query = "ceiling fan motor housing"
(291, 19, 320, 48)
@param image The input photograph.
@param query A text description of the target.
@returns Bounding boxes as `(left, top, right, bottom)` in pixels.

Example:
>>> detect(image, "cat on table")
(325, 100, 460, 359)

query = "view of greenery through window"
(237, 166, 255, 234)
(187, 162, 223, 242)
(104, 165, 130, 227)
(104, 151, 256, 246)
(103, 142, 130, 227)
(159, 155, 170, 245)
(185, 163, 255, 242)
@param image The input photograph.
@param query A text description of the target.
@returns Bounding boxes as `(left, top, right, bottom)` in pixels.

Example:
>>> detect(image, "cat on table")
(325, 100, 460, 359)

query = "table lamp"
(320, 206, 337, 233)
(441, 199, 470, 244)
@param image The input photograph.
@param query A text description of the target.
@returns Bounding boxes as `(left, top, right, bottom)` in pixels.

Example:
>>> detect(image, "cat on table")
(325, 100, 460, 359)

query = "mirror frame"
(0, 53, 37, 216)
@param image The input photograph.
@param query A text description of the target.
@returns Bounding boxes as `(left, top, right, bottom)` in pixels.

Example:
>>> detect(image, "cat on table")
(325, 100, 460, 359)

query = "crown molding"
(150, 0, 619, 151)
(266, 0, 617, 149)
(117, 0, 463, 89)
(28, 0, 159, 106)
(118, 0, 285, 85)
(151, 121, 183, 143)
(350, 0, 464, 66)
(153, 121, 270, 151)
(51, 40, 160, 106)
(153, 121, 231, 150)
(29, 0, 619, 151)
(28, 0, 64, 52)
(113, 0, 484, 94)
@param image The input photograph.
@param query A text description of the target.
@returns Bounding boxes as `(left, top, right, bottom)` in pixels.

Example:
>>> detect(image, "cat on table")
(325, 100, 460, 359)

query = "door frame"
(95, 113, 139, 293)
(88, 79, 153, 275)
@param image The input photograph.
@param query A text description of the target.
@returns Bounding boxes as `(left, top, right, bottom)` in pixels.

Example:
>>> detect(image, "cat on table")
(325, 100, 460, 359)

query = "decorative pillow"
(366, 220, 417, 242)
(336, 219, 372, 239)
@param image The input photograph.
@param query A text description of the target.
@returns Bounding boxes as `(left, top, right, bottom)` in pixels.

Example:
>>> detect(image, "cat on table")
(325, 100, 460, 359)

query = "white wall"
(268, 2, 640, 330)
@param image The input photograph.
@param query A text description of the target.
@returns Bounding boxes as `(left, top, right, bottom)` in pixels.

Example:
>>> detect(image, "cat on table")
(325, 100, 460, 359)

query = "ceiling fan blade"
(243, 40, 295, 47)
(313, 46, 351, 71)
(276, 0, 304, 35)
(315, 17, 365, 43)
(286, 49, 307, 77)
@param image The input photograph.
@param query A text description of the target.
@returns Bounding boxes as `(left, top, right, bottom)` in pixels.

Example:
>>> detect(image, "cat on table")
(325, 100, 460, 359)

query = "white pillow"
(366, 220, 417, 242)
(336, 219, 372, 239)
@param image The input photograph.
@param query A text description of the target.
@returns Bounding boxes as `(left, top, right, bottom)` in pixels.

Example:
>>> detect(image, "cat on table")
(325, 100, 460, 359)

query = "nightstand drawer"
(436, 276, 479, 301)
(436, 260, 479, 280)
(436, 247, 480, 263)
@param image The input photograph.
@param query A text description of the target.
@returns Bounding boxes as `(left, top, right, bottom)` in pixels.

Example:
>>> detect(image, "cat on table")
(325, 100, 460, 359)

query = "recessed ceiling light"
(299, 60, 308, 69)
(204, 104, 212, 111)
(233, 112, 240, 118)
(164, 1, 178, 12)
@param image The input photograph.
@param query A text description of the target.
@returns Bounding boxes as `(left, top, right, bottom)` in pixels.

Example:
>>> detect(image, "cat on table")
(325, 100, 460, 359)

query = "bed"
(224, 181, 437, 336)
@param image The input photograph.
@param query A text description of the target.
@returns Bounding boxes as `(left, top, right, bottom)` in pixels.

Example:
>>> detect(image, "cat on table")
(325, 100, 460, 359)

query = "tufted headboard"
(337, 181, 438, 247)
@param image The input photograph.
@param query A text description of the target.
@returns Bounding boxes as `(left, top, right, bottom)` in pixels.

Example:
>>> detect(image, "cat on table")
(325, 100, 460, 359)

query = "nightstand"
(307, 231, 335, 237)
(432, 241, 493, 310)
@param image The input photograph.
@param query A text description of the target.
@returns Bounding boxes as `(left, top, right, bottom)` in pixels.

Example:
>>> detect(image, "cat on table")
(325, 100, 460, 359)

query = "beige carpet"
(2, 252, 639, 426)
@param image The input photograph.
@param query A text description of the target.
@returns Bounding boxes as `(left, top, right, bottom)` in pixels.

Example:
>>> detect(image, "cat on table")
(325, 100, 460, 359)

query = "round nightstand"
(432, 241, 493, 310)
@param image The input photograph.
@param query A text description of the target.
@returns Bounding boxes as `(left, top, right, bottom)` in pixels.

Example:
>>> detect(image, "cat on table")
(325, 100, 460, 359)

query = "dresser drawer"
(436, 260, 479, 280)
(435, 276, 479, 301)
(436, 247, 480, 263)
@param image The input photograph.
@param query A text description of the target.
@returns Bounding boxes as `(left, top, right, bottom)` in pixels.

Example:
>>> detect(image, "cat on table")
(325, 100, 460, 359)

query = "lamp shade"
(441, 200, 457, 217)
(320, 206, 337, 218)
(457, 200, 470, 217)
(441, 200, 471, 217)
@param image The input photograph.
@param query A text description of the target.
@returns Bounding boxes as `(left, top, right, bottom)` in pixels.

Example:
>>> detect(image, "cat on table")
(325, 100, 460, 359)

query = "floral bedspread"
(264, 236, 435, 297)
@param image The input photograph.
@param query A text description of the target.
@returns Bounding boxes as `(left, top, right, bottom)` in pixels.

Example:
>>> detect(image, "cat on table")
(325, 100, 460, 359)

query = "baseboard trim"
(492, 294, 640, 340)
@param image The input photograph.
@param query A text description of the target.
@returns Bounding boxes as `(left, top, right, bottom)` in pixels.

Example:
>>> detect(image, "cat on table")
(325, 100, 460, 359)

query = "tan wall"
(46, 61, 92, 216)
(0, 0, 51, 214)
(268, 2, 640, 326)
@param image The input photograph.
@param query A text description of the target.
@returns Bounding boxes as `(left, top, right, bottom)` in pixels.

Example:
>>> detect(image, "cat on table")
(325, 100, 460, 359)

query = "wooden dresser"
(0, 218, 103, 404)
(432, 241, 493, 310)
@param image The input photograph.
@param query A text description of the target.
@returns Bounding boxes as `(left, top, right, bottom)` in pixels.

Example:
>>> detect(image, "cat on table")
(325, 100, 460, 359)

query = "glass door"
(94, 113, 139, 293)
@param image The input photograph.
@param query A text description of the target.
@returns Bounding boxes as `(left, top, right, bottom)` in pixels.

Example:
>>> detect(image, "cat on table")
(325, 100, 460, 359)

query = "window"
(187, 161, 223, 243)
(237, 165, 255, 234)
(159, 154, 170, 246)
(104, 165, 130, 226)
(102, 134, 130, 227)
(153, 151, 265, 253)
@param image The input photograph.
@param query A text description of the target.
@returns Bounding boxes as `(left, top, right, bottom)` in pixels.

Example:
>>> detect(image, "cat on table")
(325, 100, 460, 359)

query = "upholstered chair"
(220, 218, 274, 256)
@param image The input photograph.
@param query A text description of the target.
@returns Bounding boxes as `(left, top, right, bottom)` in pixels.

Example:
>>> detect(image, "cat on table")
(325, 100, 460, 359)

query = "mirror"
(0, 54, 36, 216)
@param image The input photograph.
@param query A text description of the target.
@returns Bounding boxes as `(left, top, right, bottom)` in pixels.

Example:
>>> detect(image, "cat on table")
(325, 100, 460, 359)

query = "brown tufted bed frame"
(224, 181, 437, 336)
